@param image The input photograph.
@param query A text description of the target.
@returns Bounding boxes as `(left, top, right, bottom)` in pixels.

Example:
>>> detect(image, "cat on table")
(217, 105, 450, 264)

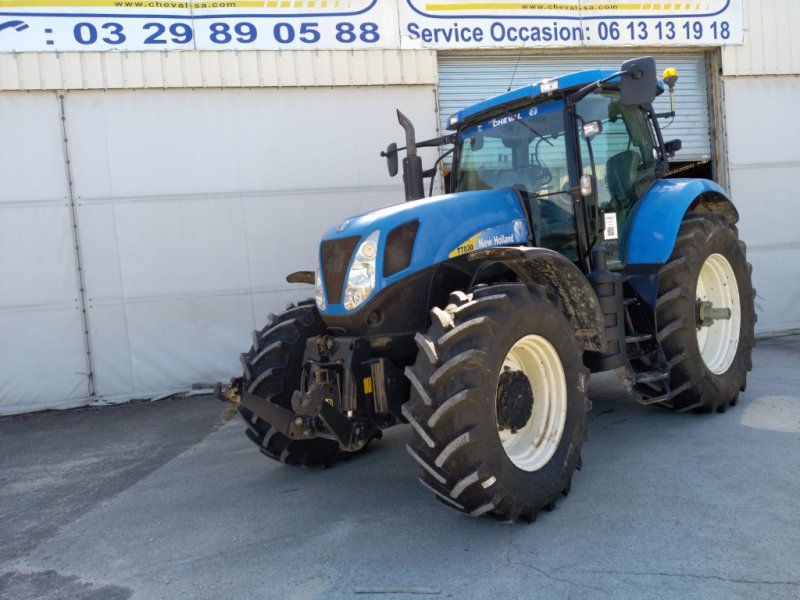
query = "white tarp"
(0, 86, 437, 414)
(0, 93, 91, 414)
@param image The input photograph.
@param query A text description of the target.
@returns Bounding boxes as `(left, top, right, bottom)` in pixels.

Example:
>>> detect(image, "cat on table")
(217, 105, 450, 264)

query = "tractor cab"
(389, 57, 673, 272)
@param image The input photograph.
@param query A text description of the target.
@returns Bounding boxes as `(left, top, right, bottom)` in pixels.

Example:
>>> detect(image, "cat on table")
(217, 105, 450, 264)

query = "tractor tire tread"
(403, 283, 588, 522)
(655, 213, 755, 412)
(237, 301, 347, 468)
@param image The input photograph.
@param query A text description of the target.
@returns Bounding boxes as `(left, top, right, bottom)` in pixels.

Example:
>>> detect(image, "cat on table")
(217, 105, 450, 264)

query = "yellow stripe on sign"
(424, 3, 646, 11)
(425, 3, 578, 10)
(363, 377, 373, 395)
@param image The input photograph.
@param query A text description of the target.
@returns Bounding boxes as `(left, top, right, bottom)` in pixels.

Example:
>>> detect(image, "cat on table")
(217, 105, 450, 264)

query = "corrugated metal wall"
(721, 0, 800, 76)
(0, 49, 437, 90)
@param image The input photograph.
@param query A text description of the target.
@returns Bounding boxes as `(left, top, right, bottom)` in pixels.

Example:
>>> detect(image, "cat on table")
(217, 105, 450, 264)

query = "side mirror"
(664, 138, 682, 157)
(620, 56, 657, 107)
(582, 120, 603, 141)
(382, 143, 398, 177)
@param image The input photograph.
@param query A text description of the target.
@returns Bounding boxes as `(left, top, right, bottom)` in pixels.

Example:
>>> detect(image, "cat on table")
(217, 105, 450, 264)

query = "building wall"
(720, 0, 800, 333)
(0, 49, 437, 90)
(2, 0, 797, 413)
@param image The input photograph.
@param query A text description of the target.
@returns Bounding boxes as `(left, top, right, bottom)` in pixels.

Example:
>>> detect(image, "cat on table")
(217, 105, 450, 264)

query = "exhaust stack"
(396, 110, 425, 201)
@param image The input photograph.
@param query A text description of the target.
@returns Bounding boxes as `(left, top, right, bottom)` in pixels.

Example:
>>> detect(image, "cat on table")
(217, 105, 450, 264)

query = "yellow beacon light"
(663, 67, 679, 88)
(662, 67, 679, 114)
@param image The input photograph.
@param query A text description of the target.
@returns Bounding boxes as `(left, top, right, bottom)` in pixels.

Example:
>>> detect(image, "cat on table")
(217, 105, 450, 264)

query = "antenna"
(507, 38, 528, 92)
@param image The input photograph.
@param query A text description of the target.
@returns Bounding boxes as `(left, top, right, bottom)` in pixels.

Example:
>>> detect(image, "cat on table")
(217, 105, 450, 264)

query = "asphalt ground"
(1, 336, 799, 600)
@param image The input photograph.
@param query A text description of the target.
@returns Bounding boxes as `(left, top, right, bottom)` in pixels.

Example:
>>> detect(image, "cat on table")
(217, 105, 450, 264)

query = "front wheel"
(402, 284, 590, 522)
(238, 300, 344, 467)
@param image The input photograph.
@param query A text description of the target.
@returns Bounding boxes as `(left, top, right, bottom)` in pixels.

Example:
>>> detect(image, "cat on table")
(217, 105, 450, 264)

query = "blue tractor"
(223, 57, 755, 522)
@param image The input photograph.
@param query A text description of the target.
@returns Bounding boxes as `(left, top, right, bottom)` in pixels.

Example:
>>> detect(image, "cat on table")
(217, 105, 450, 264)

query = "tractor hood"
(317, 189, 529, 315)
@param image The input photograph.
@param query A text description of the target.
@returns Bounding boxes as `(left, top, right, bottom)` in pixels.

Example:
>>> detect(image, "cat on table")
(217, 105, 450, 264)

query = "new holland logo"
(449, 219, 529, 259)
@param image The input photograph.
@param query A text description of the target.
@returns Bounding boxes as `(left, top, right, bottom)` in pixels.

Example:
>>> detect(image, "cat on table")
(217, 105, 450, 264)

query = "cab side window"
(577, 92, 658, 263)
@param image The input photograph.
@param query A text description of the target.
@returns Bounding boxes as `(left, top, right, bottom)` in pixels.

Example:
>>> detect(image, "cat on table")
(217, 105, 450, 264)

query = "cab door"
(575, 91, 659, 267)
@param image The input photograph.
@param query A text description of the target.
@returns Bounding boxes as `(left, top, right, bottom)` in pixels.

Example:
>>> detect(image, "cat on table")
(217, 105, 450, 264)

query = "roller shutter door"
(438, 52, 711, 162)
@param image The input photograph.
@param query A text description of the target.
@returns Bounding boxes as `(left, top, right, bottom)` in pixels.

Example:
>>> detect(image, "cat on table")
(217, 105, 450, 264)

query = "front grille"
(320, 236, 360, 305)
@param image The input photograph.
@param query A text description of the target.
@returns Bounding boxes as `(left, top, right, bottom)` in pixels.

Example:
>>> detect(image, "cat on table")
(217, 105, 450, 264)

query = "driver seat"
(606, 149, 641, 210)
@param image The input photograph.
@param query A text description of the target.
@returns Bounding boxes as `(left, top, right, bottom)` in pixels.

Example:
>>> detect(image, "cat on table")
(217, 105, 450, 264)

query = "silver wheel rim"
(497, 334, 567, 472)
(696, 253, 741, 374)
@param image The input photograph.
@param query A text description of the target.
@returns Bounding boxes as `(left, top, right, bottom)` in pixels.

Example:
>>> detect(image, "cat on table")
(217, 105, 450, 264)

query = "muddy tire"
(402, 283, 590, 522)
(238, 300, 344, 467)
(656, 214, 756, 413)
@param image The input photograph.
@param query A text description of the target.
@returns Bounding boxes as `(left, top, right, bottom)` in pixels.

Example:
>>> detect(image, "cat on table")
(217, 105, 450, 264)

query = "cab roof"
(447, 68, 663, 130)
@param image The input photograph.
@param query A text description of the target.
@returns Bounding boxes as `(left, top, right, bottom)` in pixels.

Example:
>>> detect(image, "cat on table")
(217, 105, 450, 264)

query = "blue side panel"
(320, 189, 527, 315)
(625, 179, 732, 265)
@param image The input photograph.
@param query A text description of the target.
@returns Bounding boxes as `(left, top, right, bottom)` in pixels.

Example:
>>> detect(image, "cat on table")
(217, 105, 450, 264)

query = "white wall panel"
(0, 309, 88, 413)
(0, 92, 89, 415)
(723, 76, 800, 333)
(63, 86, 438, 400)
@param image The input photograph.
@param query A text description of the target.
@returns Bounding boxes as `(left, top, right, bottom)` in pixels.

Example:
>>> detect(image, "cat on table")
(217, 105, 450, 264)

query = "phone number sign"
(0, 0, 743, 51)
(400, 0, 743, 48)
(0, 0, 397, 51)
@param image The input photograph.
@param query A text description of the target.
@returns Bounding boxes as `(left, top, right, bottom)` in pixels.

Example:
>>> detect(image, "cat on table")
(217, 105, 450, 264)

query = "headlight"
(343, 230, 379, 311)
(315, 269, 326, 312)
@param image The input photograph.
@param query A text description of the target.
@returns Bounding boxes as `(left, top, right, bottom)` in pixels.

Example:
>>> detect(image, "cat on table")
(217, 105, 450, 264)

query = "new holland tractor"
(218, 57, 755, 522)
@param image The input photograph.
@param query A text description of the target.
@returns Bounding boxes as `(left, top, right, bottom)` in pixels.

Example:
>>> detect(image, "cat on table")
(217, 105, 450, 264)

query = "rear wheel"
(402, 283, 589, 522)
(238, 300, 343, 467)
(656, 214, 756, 412)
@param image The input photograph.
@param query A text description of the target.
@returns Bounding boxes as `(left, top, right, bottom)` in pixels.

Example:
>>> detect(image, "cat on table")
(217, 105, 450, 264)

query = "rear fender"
(625, 178, 738, 265)
(468, 247, 605, 352)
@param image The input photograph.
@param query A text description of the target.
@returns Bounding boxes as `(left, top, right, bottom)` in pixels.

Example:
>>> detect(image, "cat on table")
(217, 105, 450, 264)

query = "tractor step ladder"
(626, 333, 653, 344)
(633, 370, 669, 384)
(622, 293, 672, 405)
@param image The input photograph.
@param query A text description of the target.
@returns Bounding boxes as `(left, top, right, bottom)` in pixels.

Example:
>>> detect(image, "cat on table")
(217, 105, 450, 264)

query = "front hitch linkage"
(217, 379, 374, 452)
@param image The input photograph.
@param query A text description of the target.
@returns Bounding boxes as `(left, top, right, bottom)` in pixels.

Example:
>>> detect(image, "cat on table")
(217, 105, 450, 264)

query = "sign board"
(0, 0, 743, 51)
(400, 0, 744, 48)
(0, 0, 398, 51)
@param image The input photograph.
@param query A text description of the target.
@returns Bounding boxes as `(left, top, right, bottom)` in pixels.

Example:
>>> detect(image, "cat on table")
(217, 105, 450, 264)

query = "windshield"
(454, 99, 569, 196)
(453, 99, 579, 260)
